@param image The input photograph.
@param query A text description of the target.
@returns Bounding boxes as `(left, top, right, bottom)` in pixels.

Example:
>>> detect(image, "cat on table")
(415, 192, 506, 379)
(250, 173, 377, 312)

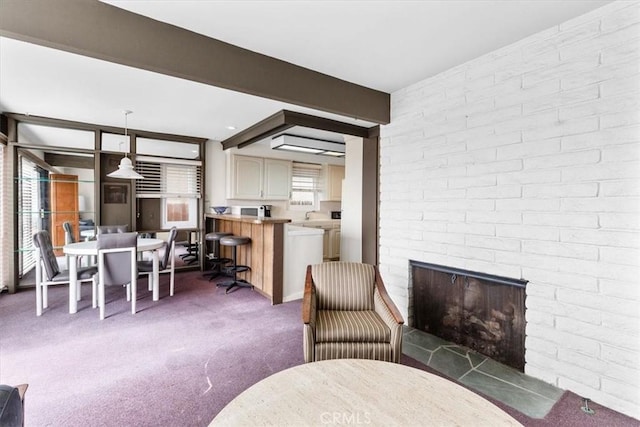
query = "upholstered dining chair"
(92, 232, 138, 320)
(32, 230, 97, 316)
(137, 227, 177, 296)
(96, 224, 128, 235)
(302, 261, 404, 363)
(62, 221, 76, 245)
(63, 221, 92, 267)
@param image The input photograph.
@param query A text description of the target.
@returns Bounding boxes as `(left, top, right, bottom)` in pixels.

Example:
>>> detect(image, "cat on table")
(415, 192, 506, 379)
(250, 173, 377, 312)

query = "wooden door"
(50, 173, 79, 255)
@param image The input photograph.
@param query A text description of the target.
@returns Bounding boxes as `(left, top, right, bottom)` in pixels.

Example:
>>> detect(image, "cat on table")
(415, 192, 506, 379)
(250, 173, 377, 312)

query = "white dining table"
(63, 237, 164, 314)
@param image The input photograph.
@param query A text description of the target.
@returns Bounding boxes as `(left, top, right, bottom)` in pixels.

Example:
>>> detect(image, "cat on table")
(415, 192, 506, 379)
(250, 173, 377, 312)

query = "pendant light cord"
(123, 109, 132, 158)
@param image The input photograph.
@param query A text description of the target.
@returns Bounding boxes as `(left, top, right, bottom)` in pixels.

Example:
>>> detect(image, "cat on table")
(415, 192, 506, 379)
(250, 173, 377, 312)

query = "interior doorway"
(49, 173, 79, 255)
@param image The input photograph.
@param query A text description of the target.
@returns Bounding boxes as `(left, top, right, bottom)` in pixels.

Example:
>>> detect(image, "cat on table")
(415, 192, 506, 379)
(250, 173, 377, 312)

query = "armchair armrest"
(302, 265, 316, 325)
(302, 265, 317, 363)
(373, 267, 404, 325)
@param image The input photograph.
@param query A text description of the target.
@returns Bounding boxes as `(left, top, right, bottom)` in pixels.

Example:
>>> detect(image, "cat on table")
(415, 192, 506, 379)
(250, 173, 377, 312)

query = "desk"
(63, 238, 164, 314)
(211, 359, 522, 426)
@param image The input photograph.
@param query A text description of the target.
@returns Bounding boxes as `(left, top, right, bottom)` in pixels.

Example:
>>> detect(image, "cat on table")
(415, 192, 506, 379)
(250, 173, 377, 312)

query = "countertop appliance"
(238, 205, 271, 217)
(259, 205, 272, 218)
(330, 211, 341, 219)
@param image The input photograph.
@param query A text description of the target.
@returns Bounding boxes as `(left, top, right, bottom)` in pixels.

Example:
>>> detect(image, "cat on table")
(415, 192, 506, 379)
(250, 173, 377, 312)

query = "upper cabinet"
(228, 155, 292, 200)
(229, 155, 263, 199)
(264, 158, 292, 199)
(324, 165, 345, 201)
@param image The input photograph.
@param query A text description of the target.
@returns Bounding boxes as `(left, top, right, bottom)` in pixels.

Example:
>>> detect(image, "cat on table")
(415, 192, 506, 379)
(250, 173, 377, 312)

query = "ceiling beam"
(0, 0, 390, 125)
(4, 113, 208, 145)
(221, 110, 374, 150)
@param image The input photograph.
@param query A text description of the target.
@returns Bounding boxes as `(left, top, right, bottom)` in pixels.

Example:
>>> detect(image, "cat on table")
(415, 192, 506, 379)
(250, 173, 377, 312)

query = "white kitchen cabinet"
(229, 155, 291, 200)
(325, 165, 345, 201)
(329, 228, 341, 259)
(264, 158, 292, 199)
(230, 155, 263, 199)
(322, 230, 330, 259)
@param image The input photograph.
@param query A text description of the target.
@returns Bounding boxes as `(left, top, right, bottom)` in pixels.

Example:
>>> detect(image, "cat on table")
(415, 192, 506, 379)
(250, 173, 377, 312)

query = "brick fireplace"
(410, 260, 527, 371)
(378, 1, 640, 419)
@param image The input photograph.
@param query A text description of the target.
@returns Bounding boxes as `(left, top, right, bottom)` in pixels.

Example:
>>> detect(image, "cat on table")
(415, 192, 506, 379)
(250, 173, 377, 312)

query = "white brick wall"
(380, 0, 640, 419)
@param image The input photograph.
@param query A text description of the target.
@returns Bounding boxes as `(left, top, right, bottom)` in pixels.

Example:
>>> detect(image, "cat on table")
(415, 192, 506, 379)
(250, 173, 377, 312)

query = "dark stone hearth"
(410, 261, 527, 371)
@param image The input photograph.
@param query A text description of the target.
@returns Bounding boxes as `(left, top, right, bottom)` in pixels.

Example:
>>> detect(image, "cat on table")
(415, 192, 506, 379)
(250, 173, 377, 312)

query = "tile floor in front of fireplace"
(403, 326, 564, 419)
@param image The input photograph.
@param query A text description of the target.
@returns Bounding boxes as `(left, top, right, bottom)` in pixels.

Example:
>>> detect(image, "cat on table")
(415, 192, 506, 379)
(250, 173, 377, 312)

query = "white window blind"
(135, 158, 202, 198)
(0, 144, 4, 287)
(18, 156, 38, 275)
(290, 162, 322, 207)
(134, 156, 202, 229)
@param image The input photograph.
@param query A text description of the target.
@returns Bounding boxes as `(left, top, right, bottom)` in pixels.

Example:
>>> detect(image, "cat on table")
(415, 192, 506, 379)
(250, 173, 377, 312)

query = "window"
(18, 123, 94, 149)
(17, 155, 41, 276)
(290, 162, 322, 210)
(137, 137, 199, 159)
(0, 143, 5, 288)
(135, 156, 202, 229)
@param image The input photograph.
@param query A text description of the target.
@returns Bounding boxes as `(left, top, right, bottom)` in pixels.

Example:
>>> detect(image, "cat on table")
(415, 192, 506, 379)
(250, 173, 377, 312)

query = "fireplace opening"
(410, 260, 527, 371)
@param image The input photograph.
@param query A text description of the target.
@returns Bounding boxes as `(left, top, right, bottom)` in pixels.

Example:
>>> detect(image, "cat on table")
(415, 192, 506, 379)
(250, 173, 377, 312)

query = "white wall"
(379, 0, 639, 419)
(341, 136, 364, 262)
(205, 140, 227, 210)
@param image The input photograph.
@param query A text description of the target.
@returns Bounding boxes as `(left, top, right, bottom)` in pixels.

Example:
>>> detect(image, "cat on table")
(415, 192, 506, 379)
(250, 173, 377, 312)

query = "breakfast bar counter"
(205, 214, 291, 304)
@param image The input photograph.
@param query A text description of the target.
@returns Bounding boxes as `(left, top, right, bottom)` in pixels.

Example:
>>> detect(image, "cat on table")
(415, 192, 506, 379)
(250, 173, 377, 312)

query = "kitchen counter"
(205, 214, 292, 224)
(205, 215, 291, 304)
(289, 219, 341, 228)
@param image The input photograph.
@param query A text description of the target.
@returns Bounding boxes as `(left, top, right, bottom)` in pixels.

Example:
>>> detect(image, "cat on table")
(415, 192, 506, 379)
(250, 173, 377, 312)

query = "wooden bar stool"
(217, 235, 252, 293)
(204, 231, 232, 281)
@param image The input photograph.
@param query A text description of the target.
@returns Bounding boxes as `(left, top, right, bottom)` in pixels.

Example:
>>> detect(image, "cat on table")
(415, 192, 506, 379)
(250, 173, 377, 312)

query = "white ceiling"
(0, 0, 612, 144)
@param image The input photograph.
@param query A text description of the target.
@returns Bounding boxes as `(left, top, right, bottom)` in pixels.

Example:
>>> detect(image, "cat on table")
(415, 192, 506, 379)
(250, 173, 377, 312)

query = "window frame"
(289, 162, 322, 211)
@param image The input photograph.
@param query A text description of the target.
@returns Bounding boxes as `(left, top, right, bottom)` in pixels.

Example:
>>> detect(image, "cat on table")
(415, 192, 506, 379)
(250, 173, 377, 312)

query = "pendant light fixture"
(107, 110, 144, 180)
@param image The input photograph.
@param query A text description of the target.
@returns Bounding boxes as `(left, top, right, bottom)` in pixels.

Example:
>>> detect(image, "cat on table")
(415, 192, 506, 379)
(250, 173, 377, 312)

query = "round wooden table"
(211, 359, 522, 426)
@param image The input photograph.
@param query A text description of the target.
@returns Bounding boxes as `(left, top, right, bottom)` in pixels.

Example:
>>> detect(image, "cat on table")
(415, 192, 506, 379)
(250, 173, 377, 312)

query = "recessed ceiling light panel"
(271, 134, 345, 156)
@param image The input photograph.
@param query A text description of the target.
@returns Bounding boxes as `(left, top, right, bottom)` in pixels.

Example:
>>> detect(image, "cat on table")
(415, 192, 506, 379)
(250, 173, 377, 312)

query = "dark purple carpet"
(0, 271, 636, 426)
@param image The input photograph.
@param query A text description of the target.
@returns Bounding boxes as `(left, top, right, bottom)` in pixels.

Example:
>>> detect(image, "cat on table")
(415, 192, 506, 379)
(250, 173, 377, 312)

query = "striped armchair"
(302, 262, 404, 363)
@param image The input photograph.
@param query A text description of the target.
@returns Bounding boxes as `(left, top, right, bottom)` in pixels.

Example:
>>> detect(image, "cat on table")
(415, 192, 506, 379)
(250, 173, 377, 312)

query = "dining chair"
(62, 221, 76, 245)
(32, 230, 97, 316)
(92, 232, 138, 320)
(137, 227, 177, 296)
(0, 383, 28, 427)
(96, 224, 128, 235)
(63, 221, 93, 268)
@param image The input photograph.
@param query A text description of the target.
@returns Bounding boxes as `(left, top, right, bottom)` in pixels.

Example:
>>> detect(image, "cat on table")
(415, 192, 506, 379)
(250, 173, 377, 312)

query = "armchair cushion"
(316, 310, 391, 343)
(311, 262, 375, 311)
